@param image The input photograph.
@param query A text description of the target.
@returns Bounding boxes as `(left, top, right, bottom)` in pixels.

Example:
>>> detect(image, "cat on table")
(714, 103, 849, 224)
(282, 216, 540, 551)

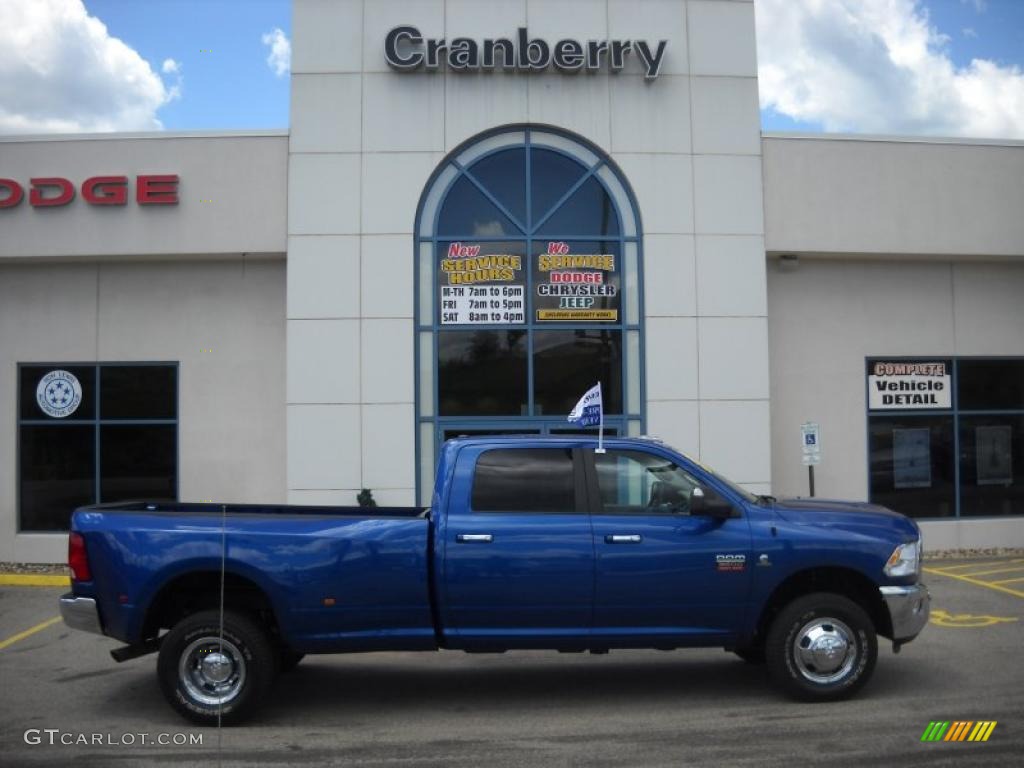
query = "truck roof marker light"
(68, 532, 92, 582)
(322, 597, 336, 607)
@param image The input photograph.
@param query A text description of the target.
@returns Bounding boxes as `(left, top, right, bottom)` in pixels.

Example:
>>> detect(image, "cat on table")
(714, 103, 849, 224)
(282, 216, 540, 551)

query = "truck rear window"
(471, 448, 575, 513)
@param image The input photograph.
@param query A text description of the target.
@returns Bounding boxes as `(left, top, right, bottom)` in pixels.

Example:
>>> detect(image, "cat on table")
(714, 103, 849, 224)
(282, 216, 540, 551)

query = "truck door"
(440, 445, 594, 649)
(584, 447, 752, 644)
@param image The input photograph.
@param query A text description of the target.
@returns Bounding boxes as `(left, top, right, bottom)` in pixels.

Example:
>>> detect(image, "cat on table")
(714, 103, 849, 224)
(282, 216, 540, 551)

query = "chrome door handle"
(605, 534, 642, 543)
(456, 534, 493, 543)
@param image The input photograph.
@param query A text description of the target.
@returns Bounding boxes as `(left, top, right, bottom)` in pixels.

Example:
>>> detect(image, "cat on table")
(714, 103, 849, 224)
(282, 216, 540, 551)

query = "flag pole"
(596, 381, 605, 454)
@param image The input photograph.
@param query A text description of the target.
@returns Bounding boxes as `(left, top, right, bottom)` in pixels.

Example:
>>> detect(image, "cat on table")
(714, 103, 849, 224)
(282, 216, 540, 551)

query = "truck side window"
(594, 450, 703, 515)
(471, 448, 576, 513)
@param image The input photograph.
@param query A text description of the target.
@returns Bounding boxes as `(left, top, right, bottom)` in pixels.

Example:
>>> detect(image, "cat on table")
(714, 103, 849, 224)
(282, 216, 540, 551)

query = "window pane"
(437, 175, 522, 237)
(100, 366, 176, 420)
(530, 148, 588, 227)
(869, 416, 955, 518)
(471, 448, 576, 512)
(437, 240, 526, 326)
(958, 359, 1024, 410)
(533, 240, 621, 324)
(535, 175, 619, 236)
(958, 416, 1024, 517)
(19, 425, 95, 531)
(466, 148, 526, 226)
(594, 450, 700, 514)
(20, 365, 95, 421)
(99, 425, 176, 503)
(534, 330, 622, 416)
(438, 331, 527, 416)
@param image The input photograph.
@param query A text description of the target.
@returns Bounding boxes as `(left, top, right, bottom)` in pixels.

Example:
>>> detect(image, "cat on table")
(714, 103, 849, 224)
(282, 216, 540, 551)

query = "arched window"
(415, 127, 644, 502)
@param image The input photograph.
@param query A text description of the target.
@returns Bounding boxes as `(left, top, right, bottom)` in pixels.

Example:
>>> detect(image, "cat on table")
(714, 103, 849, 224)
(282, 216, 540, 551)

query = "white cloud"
(756, 0, 1024, 139)
(0, 0, 178, 134)
(162, 58, 180, 75)
(962, 27, 978, 39)
(261, 28, 291, 78)
(961, 0, 987, 13)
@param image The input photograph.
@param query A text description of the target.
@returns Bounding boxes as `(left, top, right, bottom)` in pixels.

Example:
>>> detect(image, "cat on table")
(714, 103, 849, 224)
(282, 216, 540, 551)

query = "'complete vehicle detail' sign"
(867, 361, 951, 410)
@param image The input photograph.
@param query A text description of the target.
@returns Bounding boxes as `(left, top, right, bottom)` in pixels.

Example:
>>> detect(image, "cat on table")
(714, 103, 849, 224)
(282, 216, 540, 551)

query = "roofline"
(761, 130, 1024, 148)
(0, 128, 289, 143)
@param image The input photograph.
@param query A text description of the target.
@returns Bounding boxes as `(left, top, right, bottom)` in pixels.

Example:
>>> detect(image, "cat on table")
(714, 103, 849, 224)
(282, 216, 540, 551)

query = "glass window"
(436, 175, 522, 237)
(18, 363, 178, 531)
(19, 425, 95, 531)
(530, 148, 588, 226)
(99, 425, 177, 503)
(100, 366, 176, 419)
(471, 448, 576, 513)
(958, 415, 1024, 517)
(438, 331, 527, 416)
(417, 129, 644, 505)
(958, 359, 1024, 411)
(465, 148, 527, 226)
(20, 365, 96, 421)
(868, 415, 956, 518)
(533, 330, 623, 416)
(594, 450, 702, 514)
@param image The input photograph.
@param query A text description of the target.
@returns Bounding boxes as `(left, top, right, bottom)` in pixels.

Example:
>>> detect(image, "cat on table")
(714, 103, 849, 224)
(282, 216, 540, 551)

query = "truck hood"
(772, 498, 919, 540)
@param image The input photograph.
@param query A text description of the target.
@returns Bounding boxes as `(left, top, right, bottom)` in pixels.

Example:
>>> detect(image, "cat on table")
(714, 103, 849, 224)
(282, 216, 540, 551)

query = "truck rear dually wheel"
(157, 609, 276, 725)
(766, 592, 877, 701)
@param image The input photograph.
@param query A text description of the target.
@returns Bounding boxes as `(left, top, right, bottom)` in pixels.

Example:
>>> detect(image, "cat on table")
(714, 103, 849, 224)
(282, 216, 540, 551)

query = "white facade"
(0, 0, 1022, 562)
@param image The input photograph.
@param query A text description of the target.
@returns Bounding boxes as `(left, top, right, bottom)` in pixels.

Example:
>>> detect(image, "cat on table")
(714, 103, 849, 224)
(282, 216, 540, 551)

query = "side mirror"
(690, 487, 736, 519)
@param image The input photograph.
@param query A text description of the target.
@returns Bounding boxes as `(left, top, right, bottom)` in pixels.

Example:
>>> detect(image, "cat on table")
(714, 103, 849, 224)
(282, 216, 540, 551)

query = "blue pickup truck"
(59, 436, 929, 724)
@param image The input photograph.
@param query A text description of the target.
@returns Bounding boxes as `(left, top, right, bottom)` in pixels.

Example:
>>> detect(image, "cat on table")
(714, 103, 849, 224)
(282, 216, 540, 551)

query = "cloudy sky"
(0, 0, 1022, 138)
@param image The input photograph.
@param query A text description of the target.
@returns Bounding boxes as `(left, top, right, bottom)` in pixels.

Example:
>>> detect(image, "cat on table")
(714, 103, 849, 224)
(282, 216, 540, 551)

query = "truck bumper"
(880, 583, 930, 642)
(58, 594, 104, 636)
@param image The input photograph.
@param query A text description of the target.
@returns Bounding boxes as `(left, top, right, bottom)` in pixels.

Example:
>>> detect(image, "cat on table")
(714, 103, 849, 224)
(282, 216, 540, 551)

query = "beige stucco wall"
(0, 132, 288, 260)
(0, 259, 286, 563)
(762, 134, 1024, 258)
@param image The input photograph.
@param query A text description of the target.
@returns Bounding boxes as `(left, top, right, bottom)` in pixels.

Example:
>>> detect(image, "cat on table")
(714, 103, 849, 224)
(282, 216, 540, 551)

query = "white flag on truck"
(567, 382, 605, 452)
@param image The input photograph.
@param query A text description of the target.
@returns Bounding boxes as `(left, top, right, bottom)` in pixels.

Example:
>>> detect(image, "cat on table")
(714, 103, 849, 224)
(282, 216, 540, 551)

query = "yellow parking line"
(924, 567, 1024, 599)
(0, 616, 62, 651)
(993, 577, 1024, 585)
(929, 558, 1024, 572)
(956, 565, 1024, 578)
(0, 574, 70, 587)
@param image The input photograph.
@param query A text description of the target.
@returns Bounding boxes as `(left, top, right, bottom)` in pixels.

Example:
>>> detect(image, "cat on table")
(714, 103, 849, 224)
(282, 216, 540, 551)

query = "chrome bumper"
(58, 594, 104, 636)
(880, 583, 930, 642)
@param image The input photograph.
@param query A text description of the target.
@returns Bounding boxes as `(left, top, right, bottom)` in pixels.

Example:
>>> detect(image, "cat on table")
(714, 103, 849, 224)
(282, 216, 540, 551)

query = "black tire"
(733, 645, 766, 665)
(765, 592, 877, 702)
(279, 648, 305, 672)
(157, 609, 277, 725)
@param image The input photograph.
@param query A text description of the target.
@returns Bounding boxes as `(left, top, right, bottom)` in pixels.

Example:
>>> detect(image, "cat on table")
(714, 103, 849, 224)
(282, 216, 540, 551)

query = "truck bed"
(72, 501, 435, 651)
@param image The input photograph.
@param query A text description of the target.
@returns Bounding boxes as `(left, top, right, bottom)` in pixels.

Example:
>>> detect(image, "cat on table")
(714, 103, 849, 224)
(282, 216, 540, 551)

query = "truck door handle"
(456, 534, 493, 543)
(605, 534, 643, 544)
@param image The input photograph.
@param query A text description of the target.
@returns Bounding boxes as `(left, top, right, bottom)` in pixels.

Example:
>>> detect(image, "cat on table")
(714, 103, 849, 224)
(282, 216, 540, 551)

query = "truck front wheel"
(157, 609, 277, 725)
(765, 593, 877, 701)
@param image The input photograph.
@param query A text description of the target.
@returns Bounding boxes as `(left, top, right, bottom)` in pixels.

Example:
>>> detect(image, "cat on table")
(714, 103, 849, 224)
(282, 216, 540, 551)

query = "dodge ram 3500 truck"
(59, 436, 929, 724)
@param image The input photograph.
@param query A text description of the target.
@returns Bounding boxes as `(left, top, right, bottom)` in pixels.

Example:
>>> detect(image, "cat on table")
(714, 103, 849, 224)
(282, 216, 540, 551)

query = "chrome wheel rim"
(179, 635, 247, 707)
(792, 617, 857, 684)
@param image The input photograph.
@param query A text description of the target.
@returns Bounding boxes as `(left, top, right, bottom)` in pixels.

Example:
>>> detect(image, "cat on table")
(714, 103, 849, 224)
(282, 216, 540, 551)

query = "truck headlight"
(885, 540, 921, 578)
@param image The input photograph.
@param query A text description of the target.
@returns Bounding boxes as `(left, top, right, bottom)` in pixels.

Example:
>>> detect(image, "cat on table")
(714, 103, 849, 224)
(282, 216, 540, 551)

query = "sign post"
(801, 422, 821, 497)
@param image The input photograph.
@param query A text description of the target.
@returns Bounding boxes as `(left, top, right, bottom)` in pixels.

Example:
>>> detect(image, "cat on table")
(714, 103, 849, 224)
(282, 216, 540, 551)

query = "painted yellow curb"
(0, 574, 70, 587)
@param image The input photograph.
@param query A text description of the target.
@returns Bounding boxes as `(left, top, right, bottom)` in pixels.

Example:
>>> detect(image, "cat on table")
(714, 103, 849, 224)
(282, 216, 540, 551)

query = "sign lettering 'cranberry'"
(0, 175, 179, 209)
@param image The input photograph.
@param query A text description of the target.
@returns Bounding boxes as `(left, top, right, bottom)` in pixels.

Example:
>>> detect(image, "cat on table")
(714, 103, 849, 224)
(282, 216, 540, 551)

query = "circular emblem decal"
(36, 370, 83, 418)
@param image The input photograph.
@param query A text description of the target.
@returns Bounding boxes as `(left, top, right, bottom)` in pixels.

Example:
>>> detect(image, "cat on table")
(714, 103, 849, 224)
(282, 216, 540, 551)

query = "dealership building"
(1, 0, 1023, 563)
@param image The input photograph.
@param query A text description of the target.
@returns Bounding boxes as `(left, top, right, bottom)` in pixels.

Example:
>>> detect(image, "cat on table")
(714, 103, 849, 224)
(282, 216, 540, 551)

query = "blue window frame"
(17, 362, 179, 531)
(415, 127, 645, 504)
(866, 356, 1024, 519)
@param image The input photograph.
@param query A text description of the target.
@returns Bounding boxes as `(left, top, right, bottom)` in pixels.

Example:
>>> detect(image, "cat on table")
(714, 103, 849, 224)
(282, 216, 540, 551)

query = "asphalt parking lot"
(1, 559, 1021, 768)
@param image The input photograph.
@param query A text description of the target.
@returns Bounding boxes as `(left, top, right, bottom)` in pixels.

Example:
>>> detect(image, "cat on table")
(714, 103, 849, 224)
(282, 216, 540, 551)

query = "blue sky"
(1, 0, 1022, 138)
(84, 0, 291, 131)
